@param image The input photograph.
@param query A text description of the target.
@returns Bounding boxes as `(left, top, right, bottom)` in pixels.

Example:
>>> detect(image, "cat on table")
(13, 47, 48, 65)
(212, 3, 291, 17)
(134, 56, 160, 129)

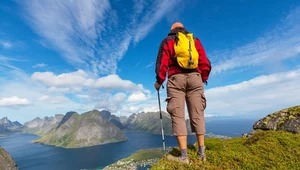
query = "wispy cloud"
(0, 55, 28, 81)
(0, 41, 12, 48)
(132, 0, 183, 43)
(211, 6, 300, 75)
(135, 62, 140, 68)
(19, 0, 182, 75)
(146, 61, 155, 68)
(32, 63, 47, 68)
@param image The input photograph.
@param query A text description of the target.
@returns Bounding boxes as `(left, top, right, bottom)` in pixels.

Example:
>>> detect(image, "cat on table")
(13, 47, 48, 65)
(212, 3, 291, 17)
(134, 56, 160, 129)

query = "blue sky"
(0, 0, 300, 123)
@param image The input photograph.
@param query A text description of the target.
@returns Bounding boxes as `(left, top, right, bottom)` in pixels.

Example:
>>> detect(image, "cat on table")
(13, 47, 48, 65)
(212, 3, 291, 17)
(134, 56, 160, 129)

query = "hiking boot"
(166, 154, 189, 164)
(197, 153, 206, 162)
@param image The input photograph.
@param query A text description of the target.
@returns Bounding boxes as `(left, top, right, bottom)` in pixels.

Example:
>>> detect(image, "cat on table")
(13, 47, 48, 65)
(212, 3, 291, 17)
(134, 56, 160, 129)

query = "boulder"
(253, 105, 300, 134)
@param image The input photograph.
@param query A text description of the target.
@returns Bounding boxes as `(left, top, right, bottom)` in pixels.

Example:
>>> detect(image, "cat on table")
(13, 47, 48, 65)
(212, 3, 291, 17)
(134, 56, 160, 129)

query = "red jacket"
(155, 27, 211, 84)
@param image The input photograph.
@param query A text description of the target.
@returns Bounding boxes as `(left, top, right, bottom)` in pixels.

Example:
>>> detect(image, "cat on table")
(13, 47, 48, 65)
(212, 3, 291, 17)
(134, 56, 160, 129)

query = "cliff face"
(0, 147, 18, 170)
(34, 110, 127, 148)
(253, 105, 300, 133)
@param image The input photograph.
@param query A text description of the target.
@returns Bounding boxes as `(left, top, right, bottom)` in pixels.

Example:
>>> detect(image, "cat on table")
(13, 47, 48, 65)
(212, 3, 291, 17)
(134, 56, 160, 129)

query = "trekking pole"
(157, 88, 166, 151)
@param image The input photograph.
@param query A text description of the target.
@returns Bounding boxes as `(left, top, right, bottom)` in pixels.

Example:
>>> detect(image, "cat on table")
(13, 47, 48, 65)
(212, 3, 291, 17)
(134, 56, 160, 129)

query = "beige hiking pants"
(166, 72, 206, 136)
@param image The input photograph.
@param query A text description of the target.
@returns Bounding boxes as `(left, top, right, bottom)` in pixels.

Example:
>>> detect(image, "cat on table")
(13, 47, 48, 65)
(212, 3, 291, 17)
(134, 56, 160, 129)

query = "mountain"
(34, 110, 127, 148)
(99, 110, 125, 129)
(0, 147, 19, 170)
(23, 114, 64, 135)
(124, 112, 195, 136)
(0, 117, 15, 129)
(119, 116, 128, 125)
(0, 117, 22, 135)
(124, 111, 174, 135)
(253, 105, 300, 133)
(12, 121, 22, 127)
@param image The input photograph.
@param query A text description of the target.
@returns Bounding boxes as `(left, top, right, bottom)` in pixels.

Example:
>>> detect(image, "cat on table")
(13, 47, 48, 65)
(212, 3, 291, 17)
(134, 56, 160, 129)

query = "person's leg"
(197, 134, 205, 146)
(186, 72, 207, 160)
(197, 134, 206, 160)
(177, 135, 187, 158)
(165, 74, 188, 162)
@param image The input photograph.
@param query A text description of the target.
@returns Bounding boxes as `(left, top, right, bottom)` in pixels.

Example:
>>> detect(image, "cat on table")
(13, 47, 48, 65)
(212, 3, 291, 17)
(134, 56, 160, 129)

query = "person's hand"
(154, 82, 161, 91)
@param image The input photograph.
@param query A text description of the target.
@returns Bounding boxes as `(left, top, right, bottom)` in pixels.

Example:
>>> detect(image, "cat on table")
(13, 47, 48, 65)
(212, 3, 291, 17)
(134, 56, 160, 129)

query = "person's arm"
(155, 39, 170, 85)
(195, 38, 211, 82)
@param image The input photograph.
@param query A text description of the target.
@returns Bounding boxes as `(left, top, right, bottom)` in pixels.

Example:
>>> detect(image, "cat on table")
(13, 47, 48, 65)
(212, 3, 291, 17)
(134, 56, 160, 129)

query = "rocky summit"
(253, 105, 300, 133)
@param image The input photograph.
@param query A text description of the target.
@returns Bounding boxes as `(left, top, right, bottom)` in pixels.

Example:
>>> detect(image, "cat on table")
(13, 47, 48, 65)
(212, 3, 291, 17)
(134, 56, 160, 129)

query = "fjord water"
(0, 118, 256, 170)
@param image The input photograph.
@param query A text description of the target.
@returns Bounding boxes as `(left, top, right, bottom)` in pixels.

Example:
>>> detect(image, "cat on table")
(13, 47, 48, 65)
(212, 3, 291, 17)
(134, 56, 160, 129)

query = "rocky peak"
(53, 114, 64, 123)
(1, 117, 8, 123)
(43, 116, 52, 121)
(0, 117, 14, 128)
(119, 116, 128, 124)
(57, 111, 79, 128)
(24, 117, 42, 128)
(126, 113, 137, 123)
(100, 110, 112, 120)
(12, 121, 22, 127)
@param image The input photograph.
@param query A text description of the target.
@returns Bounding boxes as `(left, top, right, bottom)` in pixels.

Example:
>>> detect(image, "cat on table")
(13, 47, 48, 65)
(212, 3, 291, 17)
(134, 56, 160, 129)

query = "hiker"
(154, 22, 211, 164)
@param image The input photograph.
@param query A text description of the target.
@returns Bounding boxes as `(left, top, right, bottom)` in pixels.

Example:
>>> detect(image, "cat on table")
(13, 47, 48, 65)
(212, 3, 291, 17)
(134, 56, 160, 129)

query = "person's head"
(170, 22, 184, 30)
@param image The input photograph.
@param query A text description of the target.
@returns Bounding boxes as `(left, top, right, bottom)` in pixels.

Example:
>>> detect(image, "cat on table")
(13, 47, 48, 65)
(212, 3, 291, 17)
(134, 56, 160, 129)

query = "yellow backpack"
(174, 32, 199, 69)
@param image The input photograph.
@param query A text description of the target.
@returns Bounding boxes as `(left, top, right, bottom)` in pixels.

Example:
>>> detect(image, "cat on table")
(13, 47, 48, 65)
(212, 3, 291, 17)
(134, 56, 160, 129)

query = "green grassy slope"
(151, 130, 300, 170)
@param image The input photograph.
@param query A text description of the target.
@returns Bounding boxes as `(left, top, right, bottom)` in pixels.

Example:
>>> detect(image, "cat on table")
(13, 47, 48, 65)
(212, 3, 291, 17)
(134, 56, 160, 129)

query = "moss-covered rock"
(253, 105, 300, 133)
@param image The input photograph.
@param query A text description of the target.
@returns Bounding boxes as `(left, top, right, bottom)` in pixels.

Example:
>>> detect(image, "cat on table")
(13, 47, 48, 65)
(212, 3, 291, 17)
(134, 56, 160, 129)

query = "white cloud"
(211, 6, 300, 75)
(31, 70, 145, 92)
(32, 63, 47, 68)
(93, 92, 123, 113)
(0, 96, 31, 107)
(205, 68, 300, 117)
(0, 77, 92, 122)
(113, 93, 127, 103)
(127, 91, 148, 102)
(48, 86, 82, 93)
(19, 0, 183, 75)
(31, 70, 87, 87)
(38, 95, 70, 104)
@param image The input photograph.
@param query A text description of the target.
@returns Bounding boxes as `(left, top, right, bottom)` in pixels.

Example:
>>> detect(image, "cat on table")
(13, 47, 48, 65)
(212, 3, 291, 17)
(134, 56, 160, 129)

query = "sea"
(0, 118, 256, 170)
